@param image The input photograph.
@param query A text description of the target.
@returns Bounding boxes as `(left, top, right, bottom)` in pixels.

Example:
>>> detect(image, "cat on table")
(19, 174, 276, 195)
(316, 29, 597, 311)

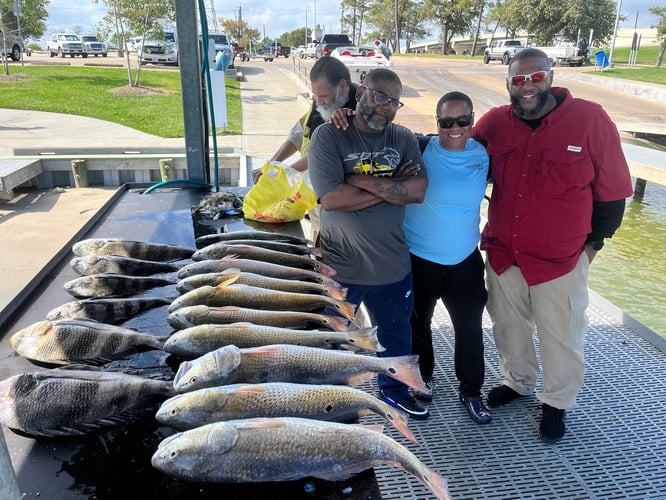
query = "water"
(481, 169, 666, 340)
(588, 180, 666, 338)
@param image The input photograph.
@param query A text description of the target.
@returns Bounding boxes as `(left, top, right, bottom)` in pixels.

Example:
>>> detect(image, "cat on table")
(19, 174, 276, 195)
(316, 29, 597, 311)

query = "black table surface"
(0, 186, 382, 500)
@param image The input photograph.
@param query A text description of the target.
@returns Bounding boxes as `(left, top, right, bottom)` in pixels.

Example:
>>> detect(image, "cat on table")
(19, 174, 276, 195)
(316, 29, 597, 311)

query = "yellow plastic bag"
(243, 163, 316, 223)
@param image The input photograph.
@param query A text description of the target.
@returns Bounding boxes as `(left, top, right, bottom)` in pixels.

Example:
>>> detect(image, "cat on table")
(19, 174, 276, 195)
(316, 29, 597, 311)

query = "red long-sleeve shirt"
(473, 87, 634, 285)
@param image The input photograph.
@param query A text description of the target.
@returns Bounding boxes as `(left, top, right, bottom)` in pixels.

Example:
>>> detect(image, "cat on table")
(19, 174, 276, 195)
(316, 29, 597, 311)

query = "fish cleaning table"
(0, 186, 383, 499)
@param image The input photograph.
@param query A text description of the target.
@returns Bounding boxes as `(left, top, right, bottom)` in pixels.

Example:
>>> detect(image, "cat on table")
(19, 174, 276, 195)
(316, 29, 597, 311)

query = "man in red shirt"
(473, 48, 634, 443)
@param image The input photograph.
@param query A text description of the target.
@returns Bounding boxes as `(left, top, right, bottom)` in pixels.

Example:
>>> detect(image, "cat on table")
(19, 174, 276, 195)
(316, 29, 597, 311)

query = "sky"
(43, 0, 661, 43)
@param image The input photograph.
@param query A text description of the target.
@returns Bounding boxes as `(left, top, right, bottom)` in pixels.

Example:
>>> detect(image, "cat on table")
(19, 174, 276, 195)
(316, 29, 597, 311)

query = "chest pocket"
(486, 143, 520, 186)
(540, 149, 593, 196)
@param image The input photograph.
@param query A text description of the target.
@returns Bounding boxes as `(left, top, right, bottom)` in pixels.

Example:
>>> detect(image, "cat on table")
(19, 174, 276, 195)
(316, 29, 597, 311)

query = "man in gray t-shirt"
(308, 68, 430, 420)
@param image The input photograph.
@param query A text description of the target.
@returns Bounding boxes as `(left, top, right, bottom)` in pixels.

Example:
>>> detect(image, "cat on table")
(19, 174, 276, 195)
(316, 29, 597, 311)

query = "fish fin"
(246, 345, 282, 356)
(345, 326, 385, 353)
(307, 246, 323, 258)
(325, 286, 348, 301)
(220, 268, 242, 276)
(346, 371, 375, 387)
(215, 275, 240, 289)
(227, 384, 267, 394)
(326, 316, 349, 332)
(383, 355, 430, 393)
(234, 417, 287, 430)
(221, 255, 240, 262)
(359, 424, 385, 433)
(314, 262, 337, 277)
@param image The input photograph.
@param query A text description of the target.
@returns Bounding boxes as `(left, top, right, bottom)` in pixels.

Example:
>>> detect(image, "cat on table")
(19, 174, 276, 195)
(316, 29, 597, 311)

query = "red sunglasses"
(507, 70, 551, 87)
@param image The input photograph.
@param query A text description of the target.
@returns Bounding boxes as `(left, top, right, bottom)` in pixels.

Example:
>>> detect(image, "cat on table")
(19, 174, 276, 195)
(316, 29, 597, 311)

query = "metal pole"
(608, 0, 622, 67)
(175, 0, 208, 182)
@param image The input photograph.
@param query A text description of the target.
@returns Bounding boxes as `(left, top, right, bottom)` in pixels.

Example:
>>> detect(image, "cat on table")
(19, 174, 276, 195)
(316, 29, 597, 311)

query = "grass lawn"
(0, 65, 241, 137)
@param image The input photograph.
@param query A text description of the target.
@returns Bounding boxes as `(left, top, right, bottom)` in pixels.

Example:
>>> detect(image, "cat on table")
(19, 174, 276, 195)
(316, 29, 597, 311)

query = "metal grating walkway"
(363, 297, 666, 500)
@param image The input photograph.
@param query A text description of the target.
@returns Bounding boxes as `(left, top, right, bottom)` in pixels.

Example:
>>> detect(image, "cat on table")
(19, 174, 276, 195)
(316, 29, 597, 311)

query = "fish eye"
(170, 450, 178, 458)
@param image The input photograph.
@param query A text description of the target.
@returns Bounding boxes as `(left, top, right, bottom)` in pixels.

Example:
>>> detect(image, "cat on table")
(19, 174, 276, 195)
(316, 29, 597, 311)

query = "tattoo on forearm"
(373, 180, 408, 200)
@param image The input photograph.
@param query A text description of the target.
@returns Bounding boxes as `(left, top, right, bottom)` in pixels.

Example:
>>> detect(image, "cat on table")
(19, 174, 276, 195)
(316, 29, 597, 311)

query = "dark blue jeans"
(340, 272, 414, 402)
(410, 248, 488, 397)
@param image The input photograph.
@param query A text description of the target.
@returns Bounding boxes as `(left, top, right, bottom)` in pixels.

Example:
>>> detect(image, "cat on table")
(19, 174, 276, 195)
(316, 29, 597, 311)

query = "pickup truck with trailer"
(529, 38, 589, 67)
(0, 28, 25, 61)
(315, 34, 353, 59)
(47, 33, 86, 58)
(483, 39, 524, 65)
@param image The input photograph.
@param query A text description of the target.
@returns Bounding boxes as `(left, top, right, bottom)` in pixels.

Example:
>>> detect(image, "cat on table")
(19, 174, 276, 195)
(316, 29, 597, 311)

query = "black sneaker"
(540, 403, 566, 443)
(460, 394, 493, 424)
(379, 392, 430, 420)
(486, 385, 524, 407)
(412, 378, 434, 403)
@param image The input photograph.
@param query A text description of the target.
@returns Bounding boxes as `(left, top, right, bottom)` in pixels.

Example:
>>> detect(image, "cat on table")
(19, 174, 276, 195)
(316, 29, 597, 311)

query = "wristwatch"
(588, 240, 604, 251)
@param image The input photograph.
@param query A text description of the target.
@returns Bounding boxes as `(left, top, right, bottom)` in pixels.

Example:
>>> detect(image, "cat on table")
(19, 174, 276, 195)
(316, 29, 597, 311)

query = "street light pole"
(608, 0, 622, 67)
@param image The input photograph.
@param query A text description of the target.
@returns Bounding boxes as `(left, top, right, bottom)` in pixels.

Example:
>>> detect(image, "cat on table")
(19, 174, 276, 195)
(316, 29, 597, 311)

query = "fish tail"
(325, 286, 348, 301)
(384, 355, 430, 393)
(335, 300, 356, 321)
(419, 465, 450, 500)
(320, 276, 342, 289)
(315, 262, 338, 277)
(387, 407, 419, 445)
(326, 315, 349, 332)
(347, 327, 385, 352)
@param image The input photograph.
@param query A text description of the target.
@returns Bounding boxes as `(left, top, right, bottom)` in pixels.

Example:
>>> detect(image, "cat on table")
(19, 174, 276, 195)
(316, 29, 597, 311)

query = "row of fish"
(2, 232, 448, 499)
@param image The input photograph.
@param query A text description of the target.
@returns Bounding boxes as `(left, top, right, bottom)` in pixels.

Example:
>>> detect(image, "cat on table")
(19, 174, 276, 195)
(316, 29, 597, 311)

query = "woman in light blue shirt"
(404, 91, 491, 424)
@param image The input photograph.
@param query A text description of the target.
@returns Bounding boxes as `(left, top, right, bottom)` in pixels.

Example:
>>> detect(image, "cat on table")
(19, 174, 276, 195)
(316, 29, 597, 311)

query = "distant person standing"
(404, 91, 491, 424)
(473, 48, 633, 443)
(373, 39, 392, 60)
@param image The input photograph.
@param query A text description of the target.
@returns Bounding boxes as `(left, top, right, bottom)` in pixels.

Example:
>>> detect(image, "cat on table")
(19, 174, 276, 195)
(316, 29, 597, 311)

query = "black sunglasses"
(437, 113, 474, 129)
(363, 86, 405, 109)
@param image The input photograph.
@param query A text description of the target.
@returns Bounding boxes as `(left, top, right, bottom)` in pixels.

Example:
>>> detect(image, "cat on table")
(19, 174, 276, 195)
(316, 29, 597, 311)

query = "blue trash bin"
(215, 51, 230, 71)
(594, 50, 609, 70)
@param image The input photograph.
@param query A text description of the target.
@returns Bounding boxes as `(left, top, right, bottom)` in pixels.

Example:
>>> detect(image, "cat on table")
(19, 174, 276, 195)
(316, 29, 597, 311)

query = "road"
(252, 55, 666, 136)
(16, 51, 666, 136)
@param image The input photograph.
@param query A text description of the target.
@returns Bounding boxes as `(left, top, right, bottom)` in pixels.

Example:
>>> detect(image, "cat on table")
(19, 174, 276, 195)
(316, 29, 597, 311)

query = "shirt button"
(527, 154, 532, 158)
(515, 214, 519, 218)
(513, 234, 517, 237)
(514, 250, 518, 254)
(518, 193, 523, 197)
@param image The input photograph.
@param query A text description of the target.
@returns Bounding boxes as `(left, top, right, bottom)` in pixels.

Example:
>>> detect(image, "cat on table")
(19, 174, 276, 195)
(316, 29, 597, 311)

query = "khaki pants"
(485, 253, 590, 409)
(307, 204, 321, 243)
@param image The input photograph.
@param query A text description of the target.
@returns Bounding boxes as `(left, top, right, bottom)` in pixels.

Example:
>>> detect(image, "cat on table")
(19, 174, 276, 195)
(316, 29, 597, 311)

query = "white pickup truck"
(483, 39, 524, 65)
(297, 43, 317, 59)
(0, 28, 25, 61)
(47, 33, 87, 58)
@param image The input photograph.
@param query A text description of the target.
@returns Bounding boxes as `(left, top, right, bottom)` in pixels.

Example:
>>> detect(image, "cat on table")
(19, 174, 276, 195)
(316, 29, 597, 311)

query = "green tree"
(0, 0, 49, 39)
(423, 0, 477, 54)
(278, 27, 310, 49)
(650, 6, 666, 67)
(521, 0, 615, 45)
(94, 0, 175, 87)
(219, 17, 261, 50)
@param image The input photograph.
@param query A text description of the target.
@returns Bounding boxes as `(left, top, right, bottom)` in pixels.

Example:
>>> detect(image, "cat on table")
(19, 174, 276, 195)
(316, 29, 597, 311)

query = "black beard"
(510, 89, 550, 120)
(358, 95, 392, 131)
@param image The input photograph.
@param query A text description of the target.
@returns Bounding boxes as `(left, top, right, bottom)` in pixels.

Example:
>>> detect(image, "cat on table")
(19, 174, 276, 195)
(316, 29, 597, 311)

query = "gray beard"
(316, 89, 348, 121)
(358, 96, 392, 131)
(510, 89, 550, 119)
